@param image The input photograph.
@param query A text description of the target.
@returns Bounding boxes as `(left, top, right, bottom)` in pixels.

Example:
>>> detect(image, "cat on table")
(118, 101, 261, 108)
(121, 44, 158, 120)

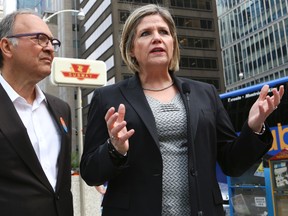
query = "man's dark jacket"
(0, 84, 73, 216)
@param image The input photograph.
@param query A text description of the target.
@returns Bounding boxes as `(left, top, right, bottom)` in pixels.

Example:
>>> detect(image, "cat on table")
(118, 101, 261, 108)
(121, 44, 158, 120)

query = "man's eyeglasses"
(6, 32, 61, 52)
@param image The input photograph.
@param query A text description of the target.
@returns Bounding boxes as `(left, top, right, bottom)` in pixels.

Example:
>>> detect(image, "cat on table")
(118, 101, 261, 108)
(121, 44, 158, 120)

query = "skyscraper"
(217, 0, 288, 91)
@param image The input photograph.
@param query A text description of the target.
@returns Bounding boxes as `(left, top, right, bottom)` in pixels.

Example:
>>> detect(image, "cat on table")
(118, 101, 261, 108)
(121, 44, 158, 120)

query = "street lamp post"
(43, 8, 85, 22)
(239, 72, 244, 80)
(43, 8, 84, 55)
(239, 72, 259, 86)
(43, 8, 86, 216)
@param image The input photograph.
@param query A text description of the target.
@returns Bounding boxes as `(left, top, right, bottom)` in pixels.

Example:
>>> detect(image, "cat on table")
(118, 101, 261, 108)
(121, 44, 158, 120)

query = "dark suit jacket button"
(152, 169, 161, 176)
(56, 195, 60, 200)
(190, 168, 198, 176)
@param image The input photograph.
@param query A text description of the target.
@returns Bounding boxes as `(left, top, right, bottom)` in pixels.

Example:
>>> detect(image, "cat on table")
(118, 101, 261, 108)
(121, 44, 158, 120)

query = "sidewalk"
(71, 175, 103, 216)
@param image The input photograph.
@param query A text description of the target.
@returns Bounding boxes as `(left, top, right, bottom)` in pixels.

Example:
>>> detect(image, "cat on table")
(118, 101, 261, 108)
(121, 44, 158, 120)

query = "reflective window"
(18, 0, 52, 14)
(174, 16, 214, 30)
(119, 11, 130, 23)
(180, 56, 218, 70)
(171, 0, 212, 10)
(119, 0, 162, 3)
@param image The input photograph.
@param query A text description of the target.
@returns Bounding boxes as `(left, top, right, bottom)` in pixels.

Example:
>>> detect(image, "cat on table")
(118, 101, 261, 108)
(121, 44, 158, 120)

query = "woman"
(80, 4, 284, 216)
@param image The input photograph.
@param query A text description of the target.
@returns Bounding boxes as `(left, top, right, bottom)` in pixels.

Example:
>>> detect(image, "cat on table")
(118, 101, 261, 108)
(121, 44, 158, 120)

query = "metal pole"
(76, 86, 85, 216)
(43, 9, 80, 22)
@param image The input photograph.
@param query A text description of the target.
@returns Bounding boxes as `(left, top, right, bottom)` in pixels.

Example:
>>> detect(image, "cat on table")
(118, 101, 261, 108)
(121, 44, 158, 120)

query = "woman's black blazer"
(81, 73, 272, 216)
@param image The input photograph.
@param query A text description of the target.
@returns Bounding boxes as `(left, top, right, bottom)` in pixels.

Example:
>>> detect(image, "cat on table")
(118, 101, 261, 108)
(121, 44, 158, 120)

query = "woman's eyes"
(159, 30, 169, 35)
(140, 31, 149, 37)
(140, 30, 170, 37)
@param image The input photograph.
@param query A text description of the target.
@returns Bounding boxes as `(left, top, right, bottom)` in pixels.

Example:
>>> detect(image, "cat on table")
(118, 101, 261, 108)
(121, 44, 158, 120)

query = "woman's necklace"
(142, 81, 174, 92)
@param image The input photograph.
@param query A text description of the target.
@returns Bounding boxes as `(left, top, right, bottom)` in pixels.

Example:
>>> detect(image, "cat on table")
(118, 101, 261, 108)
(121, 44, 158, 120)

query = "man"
(0, 10, 73, 216)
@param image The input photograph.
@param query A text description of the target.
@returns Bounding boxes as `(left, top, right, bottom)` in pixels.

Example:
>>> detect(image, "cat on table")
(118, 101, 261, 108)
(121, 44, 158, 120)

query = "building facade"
(217, 0, 288, 91)
(79, 0, 224, 126)
(0, 0, 3, 19)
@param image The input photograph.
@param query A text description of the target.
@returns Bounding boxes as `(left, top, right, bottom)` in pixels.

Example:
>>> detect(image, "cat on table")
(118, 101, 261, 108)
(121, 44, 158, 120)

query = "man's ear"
(0, 38, 13, 58)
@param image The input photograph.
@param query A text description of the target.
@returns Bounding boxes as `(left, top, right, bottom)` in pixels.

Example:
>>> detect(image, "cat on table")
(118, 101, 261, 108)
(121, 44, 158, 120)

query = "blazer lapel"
(174, 76, 200, 143)
(0, 84, 53, 191)
(119, 75, 160, 147)
(45, 94, 69, 192)
(119, 74, 200, 145)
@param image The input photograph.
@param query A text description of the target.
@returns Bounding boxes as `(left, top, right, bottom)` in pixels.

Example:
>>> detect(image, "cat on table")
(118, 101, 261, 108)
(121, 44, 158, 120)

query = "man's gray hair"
(0, 9, 40, 68)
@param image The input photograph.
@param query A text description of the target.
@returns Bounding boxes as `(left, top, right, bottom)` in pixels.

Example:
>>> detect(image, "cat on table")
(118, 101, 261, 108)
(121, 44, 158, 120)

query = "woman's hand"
(95, 185, 106, 195)
(248, 84, 284, 133)
(105, 104, 135, 155)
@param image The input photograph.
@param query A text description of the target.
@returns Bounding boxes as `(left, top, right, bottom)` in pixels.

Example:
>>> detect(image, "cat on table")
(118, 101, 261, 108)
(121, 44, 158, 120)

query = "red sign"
(51, 57, 107, 87)
(61, 64, 100, 80)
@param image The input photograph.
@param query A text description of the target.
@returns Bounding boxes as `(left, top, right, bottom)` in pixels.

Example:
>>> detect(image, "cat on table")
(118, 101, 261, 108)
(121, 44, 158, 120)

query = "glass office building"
(17, 0, 52, 14)
(217, 0, 288, 91)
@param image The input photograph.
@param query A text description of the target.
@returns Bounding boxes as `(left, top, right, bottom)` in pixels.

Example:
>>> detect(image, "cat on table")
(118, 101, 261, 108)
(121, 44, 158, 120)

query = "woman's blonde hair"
(119, 4, 180, 73)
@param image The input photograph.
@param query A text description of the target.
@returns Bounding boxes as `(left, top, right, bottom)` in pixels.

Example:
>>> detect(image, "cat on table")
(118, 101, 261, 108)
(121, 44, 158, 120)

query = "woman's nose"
(152, 32, 162, 43)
